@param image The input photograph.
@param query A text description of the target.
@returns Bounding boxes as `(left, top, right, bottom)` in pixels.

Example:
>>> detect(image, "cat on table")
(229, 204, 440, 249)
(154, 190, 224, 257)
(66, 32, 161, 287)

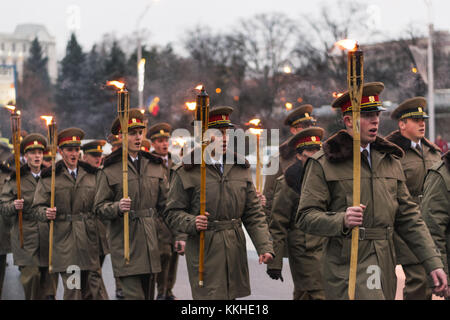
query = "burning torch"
(195, 85, 209, 288)
(5, 105, 24, 248)
(335, 39, 364, 300)
(107, 80, 130, 264)
(41, 115, 57, 272)
(246, 119, 264, 193)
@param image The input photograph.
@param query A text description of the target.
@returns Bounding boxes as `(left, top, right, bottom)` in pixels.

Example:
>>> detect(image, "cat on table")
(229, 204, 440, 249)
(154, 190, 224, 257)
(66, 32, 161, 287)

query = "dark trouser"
(0, 255, 6, 299)
(85, 255, 109, 300)
(166, 253, 179, 297)
(155, 251, 172, 297)
(403, 263, 432, 300)
(294, 289, 325, 300)
(18, 266, 57, 300)
(59, 270, 90, 300)
(120, 274, 154, 300)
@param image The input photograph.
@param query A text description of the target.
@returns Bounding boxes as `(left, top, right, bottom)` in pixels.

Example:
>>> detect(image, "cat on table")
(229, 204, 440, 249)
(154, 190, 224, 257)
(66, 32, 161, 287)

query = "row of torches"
(2, 38, 361, 293)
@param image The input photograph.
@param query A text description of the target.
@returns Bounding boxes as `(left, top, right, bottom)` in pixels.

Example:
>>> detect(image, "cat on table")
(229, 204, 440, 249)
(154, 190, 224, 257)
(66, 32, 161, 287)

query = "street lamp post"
(425, 0, 435, 142)
(136, 2, 158, 109)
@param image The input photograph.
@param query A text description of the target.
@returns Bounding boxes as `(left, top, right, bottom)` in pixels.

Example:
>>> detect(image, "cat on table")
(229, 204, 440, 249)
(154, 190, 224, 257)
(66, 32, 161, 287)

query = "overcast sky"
(1, 0, 449, 57)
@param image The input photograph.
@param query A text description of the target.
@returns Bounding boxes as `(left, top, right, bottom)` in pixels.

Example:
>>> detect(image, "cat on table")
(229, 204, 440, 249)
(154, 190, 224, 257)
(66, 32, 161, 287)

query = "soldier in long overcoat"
(422, 151, 450, 296)
(297, 82, 447, 299)
(164, 106, 274, 300)
(32, 128, 102, 300)
(267, 127, 325, 300)
(94, 109, 168, 300)
(0, 134, 56, 299)
(386, 97, 442, 300)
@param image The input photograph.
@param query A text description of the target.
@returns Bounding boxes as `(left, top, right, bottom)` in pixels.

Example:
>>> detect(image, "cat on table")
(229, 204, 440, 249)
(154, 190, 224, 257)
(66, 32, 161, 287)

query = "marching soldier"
(267, 127, 325, 300)
(386, 97, 442, 300)
(105, 134, 125, 299)
(421, 151, 450, 297)
(80, 140, 109, 300)
(147, 122, 185, 300)
(296, 82, 447, 299)
(94, 109, 168, 300)
(164, 106, 274, 300)
(32, 128, 103, 300)
(263, 104, 316, 223)
(0, 160, 12, 299)
(0, 134, 56, 299)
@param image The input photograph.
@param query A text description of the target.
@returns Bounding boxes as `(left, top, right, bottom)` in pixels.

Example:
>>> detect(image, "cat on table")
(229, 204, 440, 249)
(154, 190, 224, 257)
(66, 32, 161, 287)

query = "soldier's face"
(399, 118, 426, 141)
(83, 153, 102, 168)
(344, 111, 380, 146)
(59, 146, 80, 169)
(42, 159, 51, 168)
(125, 128, 144, 154)
(152, 137, 169, 156)
(25, 149, 43, 170)
(298, 147, 320, 165)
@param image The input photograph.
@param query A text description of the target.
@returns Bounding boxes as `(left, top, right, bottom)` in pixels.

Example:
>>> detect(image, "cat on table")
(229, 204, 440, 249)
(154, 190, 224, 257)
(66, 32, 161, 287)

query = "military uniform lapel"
(76, 166, 86, 186)
(370, 148, 383, 172)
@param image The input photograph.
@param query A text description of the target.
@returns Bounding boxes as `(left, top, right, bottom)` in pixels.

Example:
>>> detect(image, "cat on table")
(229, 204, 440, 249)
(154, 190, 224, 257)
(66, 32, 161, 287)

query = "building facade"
(0, 24, 57, 83)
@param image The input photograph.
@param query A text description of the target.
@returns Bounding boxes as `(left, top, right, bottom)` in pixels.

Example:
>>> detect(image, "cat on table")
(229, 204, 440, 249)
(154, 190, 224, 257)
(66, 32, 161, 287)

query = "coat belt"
(129, 208, 156, 220)
(56, 213, 93, 222)
(207, 218, 242, 231)
(346, 226, 393, 240)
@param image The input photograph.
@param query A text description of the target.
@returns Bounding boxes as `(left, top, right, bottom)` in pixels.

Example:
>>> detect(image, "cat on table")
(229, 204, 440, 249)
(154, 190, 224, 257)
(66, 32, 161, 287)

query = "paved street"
(1, 231, 294, 300)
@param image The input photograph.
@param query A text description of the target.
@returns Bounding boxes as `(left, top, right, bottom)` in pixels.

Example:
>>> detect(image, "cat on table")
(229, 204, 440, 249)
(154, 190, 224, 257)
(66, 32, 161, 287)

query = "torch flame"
(249, 128, 264, 135)
(195, 84, 203, 90)
(246, 118, 263, 135)
(40, 116, 53, 126)
(173, 137, 187, 147)
(185, 102, 197, 111)
(107, 80, 125, 90)
(246, 118, 261, 127)
(332, 92, 344, 98)
(5, 105, 16, 112)
(285, 102, 293, 110)
(335, 39, 358, 52)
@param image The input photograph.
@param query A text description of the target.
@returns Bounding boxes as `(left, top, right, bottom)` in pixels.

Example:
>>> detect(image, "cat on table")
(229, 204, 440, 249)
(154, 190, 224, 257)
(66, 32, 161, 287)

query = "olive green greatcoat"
(421, 152, 450, 282)
(32, 161, 101, 273)
(262, 139, 298, 223)
(0, 164, 12, 256)
(94, 148, 167, 277)
(164, 152, 274, 300)
(0, 165, 50, 267)
(386, 130, 442, 265)
(296, 131, 443, 300)
(151, 152, 175, 252)
(268, 168, 325, 298)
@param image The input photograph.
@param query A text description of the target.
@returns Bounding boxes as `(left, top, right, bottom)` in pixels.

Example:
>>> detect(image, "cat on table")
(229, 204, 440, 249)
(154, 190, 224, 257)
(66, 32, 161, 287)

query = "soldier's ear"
(343, 114, 353, 129)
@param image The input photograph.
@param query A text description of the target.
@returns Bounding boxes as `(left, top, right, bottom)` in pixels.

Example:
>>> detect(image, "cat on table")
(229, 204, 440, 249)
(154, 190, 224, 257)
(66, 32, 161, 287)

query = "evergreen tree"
(104, 40, 127, 80)
(55, 33, 86, 128)
(18, 37, 54, 132)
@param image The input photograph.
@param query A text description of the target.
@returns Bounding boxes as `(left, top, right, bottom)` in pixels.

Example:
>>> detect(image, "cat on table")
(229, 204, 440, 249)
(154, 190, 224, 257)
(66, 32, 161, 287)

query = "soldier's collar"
(323, 130, 403, 163)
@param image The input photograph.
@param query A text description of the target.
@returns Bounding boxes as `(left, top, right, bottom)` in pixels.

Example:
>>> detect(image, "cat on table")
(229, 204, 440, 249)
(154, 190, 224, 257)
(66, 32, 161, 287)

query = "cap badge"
(369, 96, 375, 102)
(132, 118, 137, 123)
(222, 115, 226, 120)
(305, 113, 309, 117)
(34, 140, 38, 145)
(418, 107, 423, 112)
(311, 136, 316, 142)
(72, 136, 77, 141)
(160, 129, 165, 135)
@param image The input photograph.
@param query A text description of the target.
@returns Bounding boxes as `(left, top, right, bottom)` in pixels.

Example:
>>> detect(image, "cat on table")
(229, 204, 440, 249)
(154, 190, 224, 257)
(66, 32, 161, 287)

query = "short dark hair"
(296, 144, 321, 155)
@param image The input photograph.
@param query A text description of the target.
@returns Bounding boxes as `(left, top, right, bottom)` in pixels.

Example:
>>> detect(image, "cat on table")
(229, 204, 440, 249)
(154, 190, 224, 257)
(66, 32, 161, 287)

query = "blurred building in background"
(0, 24, 57, 83)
